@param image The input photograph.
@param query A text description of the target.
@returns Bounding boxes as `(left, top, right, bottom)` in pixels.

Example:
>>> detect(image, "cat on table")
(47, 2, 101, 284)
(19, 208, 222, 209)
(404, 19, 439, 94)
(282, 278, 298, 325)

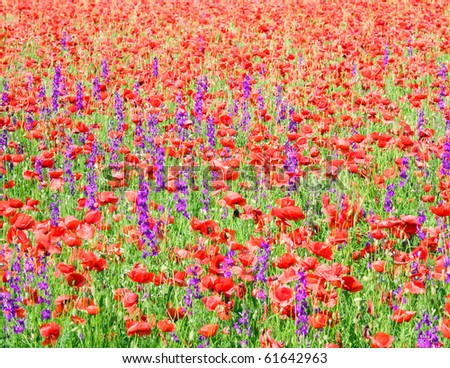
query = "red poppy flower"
(219, 192, 246, 209)
(76, 221, 96, 240)
(61, 232, 81, 247)
(65, 273, 86, 288)
(404, 280, 426, 294)
(202, 296, 224, 311)
(271, 284, 294, 307)
(209, 255, 226, 275)
(271, 206, 305, 221)
(157, 319, 176, 333)
(128, 267, 154, 284)
(57, 263, 75, 274)
(341, 276, 363, 292)
(83, 210, 102, 224)
(441, 319, 450, 339)
(39, 322, 61, 346)
(308, 313, 328, 329)
(214, 277, 235, 293)
(325, 343, 340, 348)
(274, 253, 298, 269)
(391, 309, 416, 323)
(97, 191, 119, 205)
(190, 217, 219, 236)
(307, 242, 333, 260)
(63, 216, 80, 230)
(198, 324, 219, 338)
(123, 291, 138, 309)
(10, 213, 35, 230)
(430, 203, 450, 217)
(370, 332, 394, 348)
(79, 251, 107, 272)
(127, 321, 152, 337)
(372, 261, 385, 273)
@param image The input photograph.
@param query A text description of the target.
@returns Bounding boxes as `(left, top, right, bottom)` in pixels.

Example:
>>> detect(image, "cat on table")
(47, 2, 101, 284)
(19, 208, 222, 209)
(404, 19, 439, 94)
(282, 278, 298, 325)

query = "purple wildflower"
(438, 86, 445, 110)
(108, 121, 120, 171)
(27, 75, 33, 90)
(136, 177, 157, 257)
(85, 140, 98, 210)
(24, 254, 34, 284)
(298, 54, 303, 69)
(155, 145, 165, 192)
(240, 100, 251, 132)
(284, 142, 298, 192)
(201, 177, 211, 217)
(170, 332, 180, 343)
(198, 335, 210, 348)
(174, 169, 189, 219)
(444, 256, 450, 283)
(145, 113, 159, 150)
(279, 101, 288, 125)
(25, 112, 34, 131)
(76, 82, 83, 112)
(52, 65, 61, 112)
(233, 308, 251, 347)
(194, 77, 204, 123)
(417, 110, 425, 136)
(399, 156, 409, 187)
(288, 107, 297, 132)
(175, 94, 186, 133)
(114, 92, 125, 132)
(416, 313, 441, 348)
(0, 130, 7, 155)
(152, 57, 159, 77)
(441, 135, 450, 176)
(254, 240, 270, 300)
(243, 75, 251, 99)
(232, 99, 239, 117)
(2, 248, 26, 335)
(417, 209, 426, 241)
(61, 31, 67, 51)
(41, 309, 51, 320)
(257, 88, 265, 111)
(184, 264, 201, 311)
(352, 61, 358, 79)
(38, 85, 46, 102)
(206, 115, 216, 147)
(383, 44, 389, 68)
(438, 63, 448, 80)
(35, 157, 44, 183)
(63, 137, 76, 195)
(407, 39, 413, 57)
(37, 256, 51, 321)
(92, 77, 100, 101)
(1, 81, 9, 106)
(50, 194, 60, 227)
(223, 248, 235, 278)
(102, 58, 109, 80)
(295, 270, 309, 340)
(260, 63, 266, 76)
(384, 183, 396, 213)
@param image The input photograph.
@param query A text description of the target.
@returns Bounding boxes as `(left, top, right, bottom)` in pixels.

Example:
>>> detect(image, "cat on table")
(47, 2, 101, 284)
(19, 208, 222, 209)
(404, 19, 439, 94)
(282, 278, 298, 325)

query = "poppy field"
(1, 0, 450, 349)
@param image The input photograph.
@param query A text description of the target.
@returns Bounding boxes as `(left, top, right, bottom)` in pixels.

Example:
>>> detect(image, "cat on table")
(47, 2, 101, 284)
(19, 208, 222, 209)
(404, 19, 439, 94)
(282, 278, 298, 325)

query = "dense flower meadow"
(1, 0, 450, 348)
